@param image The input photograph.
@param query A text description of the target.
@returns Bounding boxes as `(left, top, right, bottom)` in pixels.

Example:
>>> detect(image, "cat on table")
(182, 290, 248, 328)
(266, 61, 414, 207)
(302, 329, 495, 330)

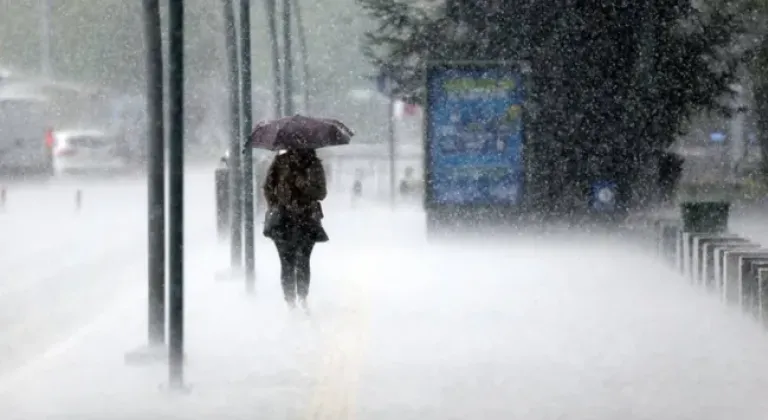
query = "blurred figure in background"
(659, 151, 684, 204)
(351, 168, 364, 206)
(263, 149, 328, 311)
(399, 166, 416, 196)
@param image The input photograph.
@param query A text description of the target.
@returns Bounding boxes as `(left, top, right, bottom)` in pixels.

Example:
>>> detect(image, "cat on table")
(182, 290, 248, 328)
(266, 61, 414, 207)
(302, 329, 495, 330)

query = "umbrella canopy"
(244, 114, 353, 152)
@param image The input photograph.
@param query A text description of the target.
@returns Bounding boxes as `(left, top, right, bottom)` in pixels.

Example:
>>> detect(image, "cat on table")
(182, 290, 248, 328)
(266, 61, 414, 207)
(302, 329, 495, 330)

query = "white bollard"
(758, 268, 768, 327)
(739, 257, 768, 316)
(722, 249, 768, 306)
(690, 234, 740, 285)
(713, 244, 760, 294)
(699, 237, 751, 287)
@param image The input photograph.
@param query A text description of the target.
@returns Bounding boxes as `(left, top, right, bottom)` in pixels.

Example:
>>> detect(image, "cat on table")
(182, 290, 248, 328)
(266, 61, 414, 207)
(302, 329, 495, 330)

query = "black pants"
(274, 239, 315, 304)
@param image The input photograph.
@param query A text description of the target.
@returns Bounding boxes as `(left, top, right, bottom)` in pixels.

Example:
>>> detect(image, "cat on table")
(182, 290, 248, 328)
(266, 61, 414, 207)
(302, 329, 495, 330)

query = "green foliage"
(358, 0, 745, 211)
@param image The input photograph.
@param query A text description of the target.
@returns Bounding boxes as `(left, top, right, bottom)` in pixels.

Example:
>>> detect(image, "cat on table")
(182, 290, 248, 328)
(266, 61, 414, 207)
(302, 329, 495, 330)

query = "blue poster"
(425, 63, 524, 206)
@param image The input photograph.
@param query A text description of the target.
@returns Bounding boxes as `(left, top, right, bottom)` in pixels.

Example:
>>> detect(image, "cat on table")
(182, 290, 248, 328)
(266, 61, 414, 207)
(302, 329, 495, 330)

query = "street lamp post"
(282, 0, 294, 116)
(240, 0, 256, 291)
(39, 0, 52, 77)
(224, 0, 243, 268)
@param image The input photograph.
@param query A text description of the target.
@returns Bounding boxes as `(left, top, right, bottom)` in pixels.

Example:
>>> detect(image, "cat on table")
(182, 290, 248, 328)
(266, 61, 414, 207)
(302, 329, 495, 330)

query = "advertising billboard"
(424, 62, 525, 207)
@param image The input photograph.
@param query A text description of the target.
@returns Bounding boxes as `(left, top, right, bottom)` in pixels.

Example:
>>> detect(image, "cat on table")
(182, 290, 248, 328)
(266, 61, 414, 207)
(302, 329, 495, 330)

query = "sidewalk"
(0, 245, 365, 419)
(0, 204, 419, 420)
(6, 206, 768, 419)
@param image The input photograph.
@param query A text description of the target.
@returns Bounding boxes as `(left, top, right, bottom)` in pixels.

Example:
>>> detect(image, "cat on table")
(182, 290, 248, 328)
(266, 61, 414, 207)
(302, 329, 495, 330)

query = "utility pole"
(265, 0, 283, 117)
(224, 0, 243, 268)
(39, 0, 52, 77)
(143, 0, 166, 349)
(167, 0, 185, 389)
(282, 0, 294, 116)
(240, 0, 256, 292)
(292, 0, 310, 113)
(378, 70, 396, 207)
(125, 0, 167, 366)
(388, 95, 396, 207)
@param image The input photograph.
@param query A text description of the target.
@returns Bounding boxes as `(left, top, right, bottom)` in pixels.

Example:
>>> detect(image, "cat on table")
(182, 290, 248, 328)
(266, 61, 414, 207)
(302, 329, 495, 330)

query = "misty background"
(0, 0, 390, 146)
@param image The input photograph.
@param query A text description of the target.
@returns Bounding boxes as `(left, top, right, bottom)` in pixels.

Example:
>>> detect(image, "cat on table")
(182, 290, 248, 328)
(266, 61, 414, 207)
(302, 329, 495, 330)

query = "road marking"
(0, 239, 144, 300)
(0, 239, 219, 396)
(305, 264, 374, 420)
(0, 291, 139, 395)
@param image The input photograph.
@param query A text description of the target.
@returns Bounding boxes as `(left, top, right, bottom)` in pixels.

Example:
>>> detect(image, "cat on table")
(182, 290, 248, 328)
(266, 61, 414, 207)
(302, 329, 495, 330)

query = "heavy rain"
(0, 0, 768, 419)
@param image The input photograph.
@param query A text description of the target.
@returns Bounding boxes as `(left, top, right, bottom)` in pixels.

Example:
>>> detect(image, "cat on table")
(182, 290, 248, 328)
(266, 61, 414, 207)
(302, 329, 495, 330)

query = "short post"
(713, 243, 760, 293)
(75, 189, 82, 211)
(759, 268, 768, 328)
(215, 166, 230, 240)
(742, 259, 768, 317)
(690, 233, 739, 284)
(0, 187, 6, 210)
(656, 220, 680, 266)
(698, 237, 750, 287)
(722, 249, 768, 306)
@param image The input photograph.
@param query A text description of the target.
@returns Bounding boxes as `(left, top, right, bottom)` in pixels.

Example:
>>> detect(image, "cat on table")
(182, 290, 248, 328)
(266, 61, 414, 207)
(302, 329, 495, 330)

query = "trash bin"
(215, 167, 230, 239)
(681, 201, 730, 233)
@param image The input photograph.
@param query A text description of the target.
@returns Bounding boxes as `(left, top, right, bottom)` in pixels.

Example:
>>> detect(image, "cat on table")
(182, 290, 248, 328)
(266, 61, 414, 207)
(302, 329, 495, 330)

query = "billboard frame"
(422, 60, 530, 228)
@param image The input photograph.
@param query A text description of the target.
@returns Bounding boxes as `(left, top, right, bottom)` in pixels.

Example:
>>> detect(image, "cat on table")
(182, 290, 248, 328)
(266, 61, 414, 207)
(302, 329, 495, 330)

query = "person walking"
(263, 149, 328, 310)
(245, 115, 352, 309)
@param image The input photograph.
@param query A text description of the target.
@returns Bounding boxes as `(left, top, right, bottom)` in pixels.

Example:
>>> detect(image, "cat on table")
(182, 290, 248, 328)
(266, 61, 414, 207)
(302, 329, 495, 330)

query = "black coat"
(262, 151, 329, 243)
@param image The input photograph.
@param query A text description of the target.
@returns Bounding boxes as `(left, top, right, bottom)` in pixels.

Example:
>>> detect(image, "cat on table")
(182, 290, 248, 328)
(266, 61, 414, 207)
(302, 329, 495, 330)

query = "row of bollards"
(0, 187, 83, 212)
(650, 201, 768, 326)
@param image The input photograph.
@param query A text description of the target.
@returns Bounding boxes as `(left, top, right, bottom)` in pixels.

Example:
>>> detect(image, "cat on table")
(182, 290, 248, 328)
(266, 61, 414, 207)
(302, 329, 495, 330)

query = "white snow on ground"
(2, 173, 768, 419)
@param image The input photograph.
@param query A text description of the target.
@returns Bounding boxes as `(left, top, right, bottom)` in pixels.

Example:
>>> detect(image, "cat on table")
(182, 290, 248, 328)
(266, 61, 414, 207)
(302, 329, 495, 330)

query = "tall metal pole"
(291, 0, 310, 113)
(282, 0, 294, 116)
(143, 0, 166, 348)
(224, 0, 243, 267)
(265, 0, 283, 117)
(167, 0, 185, 389)
(240, 0, 256, 292)
(388, 96, 396, 207)
(39, 0, 52, 77)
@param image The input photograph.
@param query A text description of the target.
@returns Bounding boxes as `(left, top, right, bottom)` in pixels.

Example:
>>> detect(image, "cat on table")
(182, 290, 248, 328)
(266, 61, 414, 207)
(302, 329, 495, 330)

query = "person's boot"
(285, 296, 297, 310)
(298, 297, 310, 314)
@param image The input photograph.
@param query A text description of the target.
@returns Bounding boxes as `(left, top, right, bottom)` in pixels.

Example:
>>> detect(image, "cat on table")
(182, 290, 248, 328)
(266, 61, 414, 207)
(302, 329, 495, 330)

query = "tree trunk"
(752, 39, 768, 180)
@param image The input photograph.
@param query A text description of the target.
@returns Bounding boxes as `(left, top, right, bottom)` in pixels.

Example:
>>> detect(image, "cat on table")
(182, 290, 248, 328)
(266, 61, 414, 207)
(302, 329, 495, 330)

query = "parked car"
(50, 129, 127, 176)
(0, 94, 54, 177)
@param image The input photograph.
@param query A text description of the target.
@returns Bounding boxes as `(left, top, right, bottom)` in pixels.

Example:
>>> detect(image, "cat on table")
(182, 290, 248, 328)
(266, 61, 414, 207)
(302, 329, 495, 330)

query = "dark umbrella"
(244, 114, 354, 151)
